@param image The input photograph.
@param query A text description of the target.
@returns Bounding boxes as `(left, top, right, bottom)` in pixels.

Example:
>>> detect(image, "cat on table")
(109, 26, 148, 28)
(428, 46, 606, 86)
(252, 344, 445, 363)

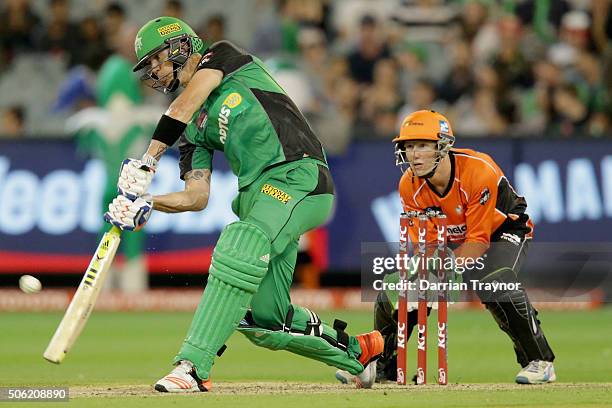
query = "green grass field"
(1, 308, 611, 407)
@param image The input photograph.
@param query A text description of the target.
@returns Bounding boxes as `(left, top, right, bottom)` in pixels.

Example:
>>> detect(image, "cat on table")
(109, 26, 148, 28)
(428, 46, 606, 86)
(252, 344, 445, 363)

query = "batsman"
(340, 110, 556, 385)
(102, 17, 383, 392)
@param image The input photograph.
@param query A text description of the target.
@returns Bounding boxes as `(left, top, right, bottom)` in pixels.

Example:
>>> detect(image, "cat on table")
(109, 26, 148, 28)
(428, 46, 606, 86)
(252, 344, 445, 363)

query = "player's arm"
(118, 68, 223, 200)
(144, 69, 223, 161)
(153, 169, 211, 213)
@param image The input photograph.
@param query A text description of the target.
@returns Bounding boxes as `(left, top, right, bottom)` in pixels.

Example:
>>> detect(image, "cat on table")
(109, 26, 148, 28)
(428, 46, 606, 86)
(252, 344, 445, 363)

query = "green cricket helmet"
(132, 16, 208, 93)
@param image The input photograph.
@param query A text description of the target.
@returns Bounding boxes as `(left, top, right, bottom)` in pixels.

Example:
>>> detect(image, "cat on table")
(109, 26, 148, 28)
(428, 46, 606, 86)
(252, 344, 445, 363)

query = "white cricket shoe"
(515, 360, 556, 384)
(335, 369, 354, 384)
(154, 360, 212, 393)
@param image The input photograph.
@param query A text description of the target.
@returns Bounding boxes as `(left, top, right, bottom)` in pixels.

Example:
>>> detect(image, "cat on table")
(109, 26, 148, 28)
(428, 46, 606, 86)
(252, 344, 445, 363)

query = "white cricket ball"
(19, 275, 42, 294)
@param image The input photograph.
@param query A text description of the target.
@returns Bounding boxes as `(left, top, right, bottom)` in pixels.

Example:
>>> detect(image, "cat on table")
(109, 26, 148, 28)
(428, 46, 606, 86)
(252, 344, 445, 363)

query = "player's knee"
(250, 305, 284, 330)
(209, 221, 271, 294)
(473, 267, 519, 302)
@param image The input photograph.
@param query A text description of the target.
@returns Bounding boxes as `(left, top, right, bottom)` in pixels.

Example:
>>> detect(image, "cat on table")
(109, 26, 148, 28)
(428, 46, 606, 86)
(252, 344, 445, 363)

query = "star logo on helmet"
(134, 35, 143, 52)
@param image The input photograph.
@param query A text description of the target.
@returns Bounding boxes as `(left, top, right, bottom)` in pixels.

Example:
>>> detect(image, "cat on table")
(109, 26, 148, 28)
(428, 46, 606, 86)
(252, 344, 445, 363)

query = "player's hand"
(104, 195, 153, 231)
(117, 158, 156, 200)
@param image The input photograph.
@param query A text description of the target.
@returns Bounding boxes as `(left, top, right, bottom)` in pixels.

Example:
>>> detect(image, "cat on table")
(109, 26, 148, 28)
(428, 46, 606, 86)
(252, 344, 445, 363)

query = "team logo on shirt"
(479, 187, 490, 205)
(223, 93, 242, 108)
(261, 184, 292, 204)
(218, 93, 242, 144)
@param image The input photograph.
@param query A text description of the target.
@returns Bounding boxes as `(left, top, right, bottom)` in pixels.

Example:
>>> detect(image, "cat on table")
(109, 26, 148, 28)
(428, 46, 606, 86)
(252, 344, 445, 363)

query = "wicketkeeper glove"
(104, 195, 153, 231)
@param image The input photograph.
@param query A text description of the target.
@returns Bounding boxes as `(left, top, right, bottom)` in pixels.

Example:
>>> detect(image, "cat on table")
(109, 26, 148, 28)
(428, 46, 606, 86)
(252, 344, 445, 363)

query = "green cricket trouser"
(231, 158, 364, 373)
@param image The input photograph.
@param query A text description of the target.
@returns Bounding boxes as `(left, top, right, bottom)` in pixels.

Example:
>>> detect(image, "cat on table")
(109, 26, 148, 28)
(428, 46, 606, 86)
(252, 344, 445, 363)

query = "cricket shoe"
(335, 370, 354, 384)
(154, 360, 212, 392)
(335, 364, 378, 389)
(336, 330, 384, 389)
(515, 360, 556, 384)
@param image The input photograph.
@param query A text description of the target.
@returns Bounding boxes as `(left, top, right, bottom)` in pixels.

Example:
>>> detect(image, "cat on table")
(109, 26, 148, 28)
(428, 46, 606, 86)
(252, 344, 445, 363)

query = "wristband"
(152, 114, 187, 146)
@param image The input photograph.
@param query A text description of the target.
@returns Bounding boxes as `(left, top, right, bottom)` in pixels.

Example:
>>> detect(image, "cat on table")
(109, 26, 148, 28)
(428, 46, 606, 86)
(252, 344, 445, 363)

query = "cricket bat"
(43, 226, 122, 364)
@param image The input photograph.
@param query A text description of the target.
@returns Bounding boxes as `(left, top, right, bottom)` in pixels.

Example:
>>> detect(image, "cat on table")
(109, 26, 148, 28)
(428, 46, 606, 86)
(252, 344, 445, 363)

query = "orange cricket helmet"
(393, 110, 455, 176)
(393, 110, 454, 143)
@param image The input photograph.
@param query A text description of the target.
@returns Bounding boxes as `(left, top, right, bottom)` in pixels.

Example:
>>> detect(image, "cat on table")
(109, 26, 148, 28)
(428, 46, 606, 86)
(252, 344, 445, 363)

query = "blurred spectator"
(437, 39, 474, 105)
(163, 0, 183, 19)
(52, 66, 97, 113)
(571, 51, 610, 136)
(592, 0, 612, 54)
(515, 0, 571, 43)
(0, 0, 609, 139)
(490, 14, 533, 90)
(450, 65, 516, 137)
(330, 75, 360, 127)
(548, 10, 591, 67)
(71, 16, 110, 70)
(104, 2, 133, 53)
(391, 0, 458, 44)
(304, 0, 335, 42)
(38, 0, 80, 65)
(0, 105, 26, 138)
(295, 27, 353, 154)
(397, 77, 445, 130)
(517, 59, 564, 135)
(204, 14, 226, 44)
(451, 87, 514, 137)
(549, 84, 589, 137)
(297, 27, 330, 105)
(267, 57, 314, 114)
(457, 0, 490, 43)
(393, 41, 429, 95)
(360, 58, 402, 138)
(0, 0, 41, 67)
(347, 15, 391, 84)
(252, 0, 301, 57)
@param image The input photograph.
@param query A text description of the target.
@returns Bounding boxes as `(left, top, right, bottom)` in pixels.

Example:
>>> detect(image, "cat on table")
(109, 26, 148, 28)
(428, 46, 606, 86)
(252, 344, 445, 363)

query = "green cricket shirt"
(178, 41, 326, 189)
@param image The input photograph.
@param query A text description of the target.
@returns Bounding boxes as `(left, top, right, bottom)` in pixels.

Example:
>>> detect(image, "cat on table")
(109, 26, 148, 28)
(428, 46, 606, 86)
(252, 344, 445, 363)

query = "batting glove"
(104, 195, 153, 231)
(117, 157, 156, 200)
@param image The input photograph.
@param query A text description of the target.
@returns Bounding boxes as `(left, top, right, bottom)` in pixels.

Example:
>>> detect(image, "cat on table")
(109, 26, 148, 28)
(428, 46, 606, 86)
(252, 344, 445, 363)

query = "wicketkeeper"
(337, 110, 556, 385)
(102, 17, 383, 392)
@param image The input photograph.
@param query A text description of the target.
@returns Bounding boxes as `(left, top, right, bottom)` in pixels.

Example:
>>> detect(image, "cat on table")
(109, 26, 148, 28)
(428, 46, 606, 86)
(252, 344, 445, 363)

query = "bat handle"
(109, 225, 122, 236)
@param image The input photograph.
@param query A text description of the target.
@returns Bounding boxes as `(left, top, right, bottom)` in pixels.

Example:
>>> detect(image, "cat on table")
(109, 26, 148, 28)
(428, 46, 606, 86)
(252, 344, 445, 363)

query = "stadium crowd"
(0, 0, 611, 149)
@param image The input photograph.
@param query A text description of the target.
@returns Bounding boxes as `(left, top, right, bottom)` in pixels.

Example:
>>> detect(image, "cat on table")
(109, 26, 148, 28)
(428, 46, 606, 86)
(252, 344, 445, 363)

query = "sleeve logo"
(157, 23, 182, 36)
(479, 187, 490, 205)
(261, 184, 292, 204)
(223, 93, 242, 108)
